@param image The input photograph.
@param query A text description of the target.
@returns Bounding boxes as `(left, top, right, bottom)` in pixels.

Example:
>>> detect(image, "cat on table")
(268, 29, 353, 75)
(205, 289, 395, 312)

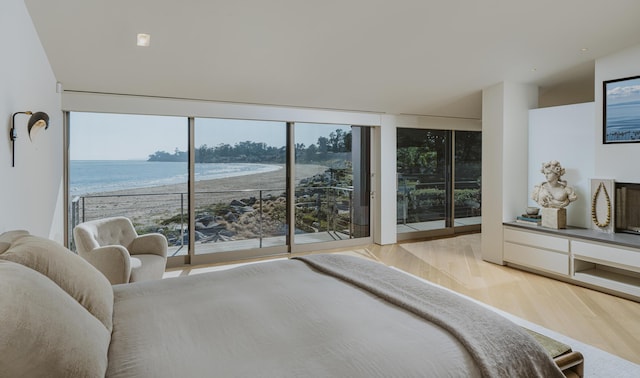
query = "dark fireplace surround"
(615, 182, 640, 234)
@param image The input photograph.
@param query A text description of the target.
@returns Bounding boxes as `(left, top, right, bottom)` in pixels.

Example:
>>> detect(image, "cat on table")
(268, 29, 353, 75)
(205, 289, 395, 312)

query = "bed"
(0, 231, 579, 377)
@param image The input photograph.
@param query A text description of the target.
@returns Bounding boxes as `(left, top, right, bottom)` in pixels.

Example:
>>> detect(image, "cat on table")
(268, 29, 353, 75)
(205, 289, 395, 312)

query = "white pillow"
(0, 260, 110, 377)
(0, 235, 114, 331)
(0, 230, 30, 244)
(0, 230, 29, 253)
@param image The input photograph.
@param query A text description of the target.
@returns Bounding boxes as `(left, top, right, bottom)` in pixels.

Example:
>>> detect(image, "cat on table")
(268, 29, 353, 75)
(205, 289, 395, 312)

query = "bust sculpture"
(531, 160, 577, 208)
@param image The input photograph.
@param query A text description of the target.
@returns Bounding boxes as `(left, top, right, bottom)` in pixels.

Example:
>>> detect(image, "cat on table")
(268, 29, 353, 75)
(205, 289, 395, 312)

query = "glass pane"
(194, 118, 287, 254)
(396, 128, 449, 233)
(294, 124, 370, 245)
(69, 112, 188, 256)
(454, 131, 482, 226)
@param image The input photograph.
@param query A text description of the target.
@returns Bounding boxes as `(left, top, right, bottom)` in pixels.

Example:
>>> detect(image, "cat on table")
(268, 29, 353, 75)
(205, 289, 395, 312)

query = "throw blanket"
(295, 254, 564, 378)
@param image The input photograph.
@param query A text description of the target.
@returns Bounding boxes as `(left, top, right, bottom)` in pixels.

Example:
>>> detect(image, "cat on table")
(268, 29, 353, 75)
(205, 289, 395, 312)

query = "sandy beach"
(76, 164, 328, 227)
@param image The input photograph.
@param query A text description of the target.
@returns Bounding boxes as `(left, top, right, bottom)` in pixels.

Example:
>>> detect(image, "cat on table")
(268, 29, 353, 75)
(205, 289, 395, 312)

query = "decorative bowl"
(526, 207, 540, 216)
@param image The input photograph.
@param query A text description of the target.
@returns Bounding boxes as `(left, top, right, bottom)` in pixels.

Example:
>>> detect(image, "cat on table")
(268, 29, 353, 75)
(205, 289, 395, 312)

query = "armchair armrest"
(80, 245, 131, 284)
(129, 233, 168, 258)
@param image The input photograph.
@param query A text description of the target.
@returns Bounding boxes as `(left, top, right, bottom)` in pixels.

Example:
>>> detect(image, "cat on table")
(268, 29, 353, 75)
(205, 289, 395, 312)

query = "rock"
(239, 206, 254, 213)
(224, 212, 237, 222)
(195, 214, 215, 227)
(195, 220, 220, 230)
(219, 229, 235, 237)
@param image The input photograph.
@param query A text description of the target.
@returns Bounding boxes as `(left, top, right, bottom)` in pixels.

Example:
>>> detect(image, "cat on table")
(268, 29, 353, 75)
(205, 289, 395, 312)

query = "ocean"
(70, 160, 282, 196)
(606, 99, 640, 141)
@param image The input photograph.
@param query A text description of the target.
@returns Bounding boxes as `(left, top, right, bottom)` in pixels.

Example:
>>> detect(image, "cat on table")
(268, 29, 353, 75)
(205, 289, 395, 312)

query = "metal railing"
(70, 186, 356, 254)
(396, 176, 481, 225)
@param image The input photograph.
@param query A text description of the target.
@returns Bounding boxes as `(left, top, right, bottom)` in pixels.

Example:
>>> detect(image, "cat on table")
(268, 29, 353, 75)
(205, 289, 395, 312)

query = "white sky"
(70, 112, 348, 160)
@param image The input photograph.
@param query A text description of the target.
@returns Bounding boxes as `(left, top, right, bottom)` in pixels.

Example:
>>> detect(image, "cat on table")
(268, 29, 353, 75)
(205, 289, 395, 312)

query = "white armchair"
(73, 217, 168, 285)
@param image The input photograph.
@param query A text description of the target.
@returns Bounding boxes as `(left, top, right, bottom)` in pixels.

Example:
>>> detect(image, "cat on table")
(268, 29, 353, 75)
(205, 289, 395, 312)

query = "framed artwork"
(603, 75, 640, 143)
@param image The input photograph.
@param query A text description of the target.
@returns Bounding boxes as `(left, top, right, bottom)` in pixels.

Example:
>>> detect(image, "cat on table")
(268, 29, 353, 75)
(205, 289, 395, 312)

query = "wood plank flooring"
(367, 233, 640, 365)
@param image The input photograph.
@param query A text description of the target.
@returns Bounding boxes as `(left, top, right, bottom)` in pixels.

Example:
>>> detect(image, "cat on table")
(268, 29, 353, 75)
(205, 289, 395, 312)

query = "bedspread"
(106, 254, 563, 378)
(296, 254, 564, 378)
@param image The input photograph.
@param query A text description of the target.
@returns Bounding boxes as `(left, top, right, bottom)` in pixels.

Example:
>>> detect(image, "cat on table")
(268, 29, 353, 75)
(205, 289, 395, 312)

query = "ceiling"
(24, 0, 640, 119)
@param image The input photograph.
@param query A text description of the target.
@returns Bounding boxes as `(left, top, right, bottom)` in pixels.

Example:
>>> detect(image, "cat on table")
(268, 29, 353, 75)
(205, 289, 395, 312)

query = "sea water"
(605, 99, 640, 142)
(70, 160, 281, 196)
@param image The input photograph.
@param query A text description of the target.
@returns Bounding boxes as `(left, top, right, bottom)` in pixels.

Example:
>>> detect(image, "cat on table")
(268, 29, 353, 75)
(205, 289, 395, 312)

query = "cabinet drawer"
(504, 228, 569, 252)
(504, 241, 569, 275)
(572, 240, 640, 270)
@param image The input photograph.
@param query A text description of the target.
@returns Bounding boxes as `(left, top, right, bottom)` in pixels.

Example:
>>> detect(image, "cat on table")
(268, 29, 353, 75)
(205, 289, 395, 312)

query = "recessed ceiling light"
(137, 33, 151, 47)
(580, 47, 589, 52)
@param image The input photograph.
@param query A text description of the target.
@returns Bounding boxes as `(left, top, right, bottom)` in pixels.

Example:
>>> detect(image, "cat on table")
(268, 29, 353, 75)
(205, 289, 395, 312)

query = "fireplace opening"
(615, 182, 640, 234)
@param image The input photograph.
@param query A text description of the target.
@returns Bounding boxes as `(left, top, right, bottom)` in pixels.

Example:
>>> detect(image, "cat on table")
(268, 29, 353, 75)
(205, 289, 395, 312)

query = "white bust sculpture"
(531, 160, 577, 208)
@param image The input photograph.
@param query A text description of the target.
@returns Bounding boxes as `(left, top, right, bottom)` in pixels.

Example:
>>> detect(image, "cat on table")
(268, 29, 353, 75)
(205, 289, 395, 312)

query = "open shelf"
(573, 261, 640, 298)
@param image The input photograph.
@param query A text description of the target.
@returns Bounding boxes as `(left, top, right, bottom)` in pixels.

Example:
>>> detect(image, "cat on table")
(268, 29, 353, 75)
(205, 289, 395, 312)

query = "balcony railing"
(70, 186, 356, 255)
(397, 176, 481, 225)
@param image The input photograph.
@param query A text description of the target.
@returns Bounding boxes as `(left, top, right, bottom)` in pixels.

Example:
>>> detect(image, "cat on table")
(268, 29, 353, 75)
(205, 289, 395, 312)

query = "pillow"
(0, 230, 30, 254)
(0, 260, 110, 378)
(0, 235, 114, 331)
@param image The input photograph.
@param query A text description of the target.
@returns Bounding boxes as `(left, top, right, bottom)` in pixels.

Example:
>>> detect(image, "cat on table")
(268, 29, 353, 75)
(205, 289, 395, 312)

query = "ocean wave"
(70, 161, 282, 196)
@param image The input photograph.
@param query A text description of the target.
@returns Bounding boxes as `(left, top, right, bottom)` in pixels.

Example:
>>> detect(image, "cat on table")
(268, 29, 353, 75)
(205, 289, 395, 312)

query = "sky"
(606, 77, 640, 105)
(70, 112, 348, 160)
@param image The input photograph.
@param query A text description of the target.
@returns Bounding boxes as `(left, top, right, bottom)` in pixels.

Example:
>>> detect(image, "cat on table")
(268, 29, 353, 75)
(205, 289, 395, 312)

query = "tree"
(317, 136, 329, 159)
(148, 127, 353, 164)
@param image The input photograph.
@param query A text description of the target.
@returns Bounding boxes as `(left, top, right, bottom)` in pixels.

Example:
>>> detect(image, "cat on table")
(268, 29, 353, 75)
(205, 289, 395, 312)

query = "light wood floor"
(366, 233, 640, 365)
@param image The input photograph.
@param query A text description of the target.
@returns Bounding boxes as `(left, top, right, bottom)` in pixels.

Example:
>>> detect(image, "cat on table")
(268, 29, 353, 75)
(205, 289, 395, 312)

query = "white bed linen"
(107, 255, 563, 377)
(108, 258, 479, 377)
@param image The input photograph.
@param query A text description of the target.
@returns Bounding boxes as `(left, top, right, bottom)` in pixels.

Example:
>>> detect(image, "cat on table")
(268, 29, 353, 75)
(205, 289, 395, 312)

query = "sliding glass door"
(397, 128, 481, 238)
(397, 129, 451, 232)
(293, 124, 370, 247)
(454, 131, 482, 226)
(193, 118, 287, 258)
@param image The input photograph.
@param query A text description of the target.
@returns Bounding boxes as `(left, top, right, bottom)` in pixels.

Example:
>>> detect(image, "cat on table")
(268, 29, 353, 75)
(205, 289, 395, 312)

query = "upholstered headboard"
(0, 230, 115, 377)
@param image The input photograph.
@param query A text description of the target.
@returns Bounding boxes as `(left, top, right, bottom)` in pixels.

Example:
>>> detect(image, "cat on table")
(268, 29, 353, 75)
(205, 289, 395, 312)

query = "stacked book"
(515, 214, 542, 226)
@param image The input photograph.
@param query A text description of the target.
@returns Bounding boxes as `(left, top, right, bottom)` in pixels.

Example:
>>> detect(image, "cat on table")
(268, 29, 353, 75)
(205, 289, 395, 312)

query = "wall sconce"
(9, 111, 50, 167)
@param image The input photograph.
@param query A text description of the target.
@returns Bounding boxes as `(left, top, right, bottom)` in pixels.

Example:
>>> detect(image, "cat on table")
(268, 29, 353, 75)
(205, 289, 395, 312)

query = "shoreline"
(77, 164, 328, 226)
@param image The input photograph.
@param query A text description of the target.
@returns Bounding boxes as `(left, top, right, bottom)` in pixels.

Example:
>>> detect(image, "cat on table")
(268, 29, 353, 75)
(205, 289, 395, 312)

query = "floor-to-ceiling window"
(396, 128, 480, 238)
(453, 131, 482, 227)
(68, 111, 372, 264)
(293, 124, 370, 247)
(193, 118, 287, 259)
(68, 112, 189, 256)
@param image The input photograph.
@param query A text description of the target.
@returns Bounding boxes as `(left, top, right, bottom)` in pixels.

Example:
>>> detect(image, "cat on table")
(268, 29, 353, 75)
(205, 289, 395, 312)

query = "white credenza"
(503, 223, 640, 301)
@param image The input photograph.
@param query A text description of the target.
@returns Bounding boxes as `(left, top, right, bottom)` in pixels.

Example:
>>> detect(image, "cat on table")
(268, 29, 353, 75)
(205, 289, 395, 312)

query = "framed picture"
(603, 75, 640, 144)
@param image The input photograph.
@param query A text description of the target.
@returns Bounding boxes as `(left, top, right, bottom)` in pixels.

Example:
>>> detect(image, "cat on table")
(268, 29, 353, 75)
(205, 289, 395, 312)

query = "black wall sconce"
(9, 111, 50, 167)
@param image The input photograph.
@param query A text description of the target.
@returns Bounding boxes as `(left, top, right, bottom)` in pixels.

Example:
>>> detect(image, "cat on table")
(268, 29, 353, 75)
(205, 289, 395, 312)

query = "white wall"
(0, 0, 62, 240)
(529, 103, 595, 228)
(595, 43, 640, 183)
(481, 84, 505, 264)
(482, 82, 538, 264)
(538, 75, 595, 108)
(394, 114, 482, 132)
(375, 115, 397, 245)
